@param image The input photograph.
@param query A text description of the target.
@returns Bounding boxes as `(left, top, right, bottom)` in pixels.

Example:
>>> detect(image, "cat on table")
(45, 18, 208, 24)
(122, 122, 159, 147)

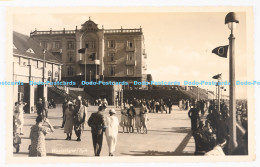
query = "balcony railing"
(126, 60, 136, 66)
(126, 47, 135, 52)
(78, 59, 100, 65)
(30, 30, 76, 36)
(104, 28, 142, 34)
(106, 60, 117, 65)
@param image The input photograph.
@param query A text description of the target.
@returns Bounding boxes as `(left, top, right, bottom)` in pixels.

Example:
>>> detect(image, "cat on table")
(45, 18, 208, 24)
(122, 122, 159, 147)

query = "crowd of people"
(188, 99, 248, 155)
(13, 95, 248, 157)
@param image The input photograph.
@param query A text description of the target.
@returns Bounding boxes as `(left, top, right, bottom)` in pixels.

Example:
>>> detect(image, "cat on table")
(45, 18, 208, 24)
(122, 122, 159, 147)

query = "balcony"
(126, 47, 135, 52)
(106, 60, 117, 65)
(126, 60, 136, 66)
(78, 59, 100, 65)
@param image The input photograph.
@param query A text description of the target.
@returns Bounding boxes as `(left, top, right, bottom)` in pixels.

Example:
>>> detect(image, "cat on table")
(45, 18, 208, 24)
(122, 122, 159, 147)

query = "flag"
(78, 48, 86, 53)
(212, 45, 229, 58)
(89, 53, 96, 60)
(212, 73, 222, 79)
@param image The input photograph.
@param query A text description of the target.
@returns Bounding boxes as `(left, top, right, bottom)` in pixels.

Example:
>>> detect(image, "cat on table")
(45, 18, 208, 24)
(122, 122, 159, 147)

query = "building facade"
(13, 31, 62, 113)
(30, 18, 148, 89)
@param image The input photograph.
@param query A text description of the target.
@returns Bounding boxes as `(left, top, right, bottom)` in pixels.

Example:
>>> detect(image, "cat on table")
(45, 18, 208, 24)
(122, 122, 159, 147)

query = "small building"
(13, 31, 62, 113)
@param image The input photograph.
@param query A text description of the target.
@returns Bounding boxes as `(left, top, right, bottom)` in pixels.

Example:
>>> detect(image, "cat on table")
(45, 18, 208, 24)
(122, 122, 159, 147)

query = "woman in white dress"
(14, 102, 27, 135)
(105, 109, 119, 156)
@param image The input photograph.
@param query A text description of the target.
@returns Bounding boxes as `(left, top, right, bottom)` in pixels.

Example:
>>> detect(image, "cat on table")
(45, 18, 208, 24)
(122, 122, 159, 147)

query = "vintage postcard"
(5, 6, 255, 163)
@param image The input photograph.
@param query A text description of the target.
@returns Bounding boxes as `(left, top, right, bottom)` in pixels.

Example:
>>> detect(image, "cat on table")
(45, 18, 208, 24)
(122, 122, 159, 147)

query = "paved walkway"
(13, 105, 195, 157)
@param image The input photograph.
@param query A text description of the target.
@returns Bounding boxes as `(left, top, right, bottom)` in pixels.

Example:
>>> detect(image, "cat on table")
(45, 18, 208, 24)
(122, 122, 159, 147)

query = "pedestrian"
(179, 99, 183, 111)
(64, 101, 74, 140)
(120, 105, 129, 133)
(140, 104, 148, 134)
(36, 98, 43, 116)
(127, 104, 136, 133)
(155, 100, 160, 113)
(188, 103, 200, 132)
(29, 116, 54, 157)
(105, 109, 119, 156)
(43, 97, 48, 118)
(167, 98, 172, 114)
(61, 98, 68, 128)
(14, 101, 27, 135)
(88, 106, 106, 156)
(74, 96, 87, 141)
(135, 103, 142, 133)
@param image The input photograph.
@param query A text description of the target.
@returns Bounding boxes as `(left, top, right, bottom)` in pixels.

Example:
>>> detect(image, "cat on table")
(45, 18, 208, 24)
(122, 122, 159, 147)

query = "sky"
(13, 11, 249, 98)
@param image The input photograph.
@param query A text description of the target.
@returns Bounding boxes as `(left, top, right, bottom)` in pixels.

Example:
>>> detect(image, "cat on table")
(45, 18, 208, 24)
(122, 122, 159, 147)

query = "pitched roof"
(13, 31, 62, 64)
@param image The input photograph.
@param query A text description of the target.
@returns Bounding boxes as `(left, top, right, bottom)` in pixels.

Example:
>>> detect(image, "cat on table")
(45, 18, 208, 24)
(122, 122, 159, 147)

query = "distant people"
(105, 109, 119, 156)
(64, 101, 74, 140)
(29, 116, 54, 157)
(74, 96, 87, 141)
(88, 106, 106, 156)
(115, 98, 119, 108)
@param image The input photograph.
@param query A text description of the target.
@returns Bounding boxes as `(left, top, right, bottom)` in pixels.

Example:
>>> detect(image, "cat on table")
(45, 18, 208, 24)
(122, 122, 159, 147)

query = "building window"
(85, 41, 95, 48)
(47, 71, 52, 81)
(127, 67, 134, 75)
(67, 52, 74, 62)
(67, 66, 74, 76)
(53, 41, 61, 49)
(40, 41, 48, 49)
(108, 53, 115, 62)
(108, 40, 115, 48)
(67, 41, 75, 49)
(127, 40, 134, 48)
(127, 52, 134, 60)
(110, 66, 115, 76)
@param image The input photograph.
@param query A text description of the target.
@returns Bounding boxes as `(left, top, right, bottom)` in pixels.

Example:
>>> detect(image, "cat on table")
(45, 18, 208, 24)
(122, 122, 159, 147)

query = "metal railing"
(104, 28, 142, 34)
(30, 30, 76, 36)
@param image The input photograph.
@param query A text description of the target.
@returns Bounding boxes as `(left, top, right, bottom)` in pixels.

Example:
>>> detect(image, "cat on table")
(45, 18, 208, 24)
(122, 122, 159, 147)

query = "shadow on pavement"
(120, 130, 193, 156)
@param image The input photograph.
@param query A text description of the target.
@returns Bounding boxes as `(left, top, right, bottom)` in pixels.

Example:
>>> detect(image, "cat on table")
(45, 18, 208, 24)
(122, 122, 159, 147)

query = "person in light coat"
(105, 109, 119, 156)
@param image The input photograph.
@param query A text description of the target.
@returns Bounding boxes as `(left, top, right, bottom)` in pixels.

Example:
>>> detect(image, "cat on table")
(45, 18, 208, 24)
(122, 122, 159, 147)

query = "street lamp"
(225, 12, 239, 153)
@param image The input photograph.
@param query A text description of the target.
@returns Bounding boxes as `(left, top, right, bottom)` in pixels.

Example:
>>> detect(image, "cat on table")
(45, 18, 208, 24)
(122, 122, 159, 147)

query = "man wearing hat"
(105, 109, 119, 156)
(88, 106, 106, 156)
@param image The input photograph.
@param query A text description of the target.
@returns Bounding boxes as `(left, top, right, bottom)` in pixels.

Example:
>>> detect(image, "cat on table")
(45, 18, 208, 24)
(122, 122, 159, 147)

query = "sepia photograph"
(3, 5, 256, 163)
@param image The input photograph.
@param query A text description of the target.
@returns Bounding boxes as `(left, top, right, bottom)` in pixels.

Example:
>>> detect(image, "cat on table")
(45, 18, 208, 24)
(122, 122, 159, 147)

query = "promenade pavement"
(13, 105, 195, 157)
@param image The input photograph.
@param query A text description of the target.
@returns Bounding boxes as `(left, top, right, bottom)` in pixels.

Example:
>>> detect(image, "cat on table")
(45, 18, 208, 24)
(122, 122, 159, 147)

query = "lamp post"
(225, 12, 239, 153)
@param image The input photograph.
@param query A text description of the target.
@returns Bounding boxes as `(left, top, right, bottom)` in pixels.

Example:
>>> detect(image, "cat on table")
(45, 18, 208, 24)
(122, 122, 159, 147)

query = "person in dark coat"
(61, 99, 68, 128)
(88, 106, 106, 156)
(167, 98, 173, 114)
(74, 96, 86, 141)
(188, 104, 200, 132)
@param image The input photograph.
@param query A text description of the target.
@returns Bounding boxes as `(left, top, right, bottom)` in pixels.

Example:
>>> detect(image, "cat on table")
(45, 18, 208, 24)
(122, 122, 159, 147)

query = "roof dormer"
(26, 48, 35, 54)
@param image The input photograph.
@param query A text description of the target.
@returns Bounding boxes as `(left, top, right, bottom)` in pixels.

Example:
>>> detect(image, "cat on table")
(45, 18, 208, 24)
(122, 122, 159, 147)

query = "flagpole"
(85, 48, 87, 82)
